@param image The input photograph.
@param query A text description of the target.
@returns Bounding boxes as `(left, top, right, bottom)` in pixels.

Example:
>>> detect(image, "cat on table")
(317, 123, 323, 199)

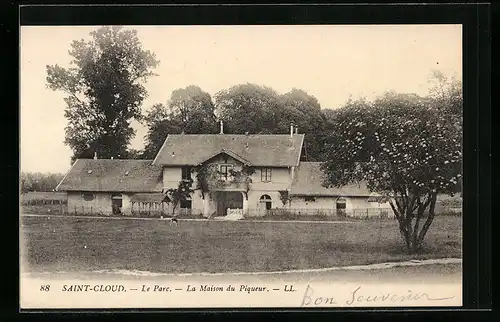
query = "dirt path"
(22, 261, 462, 284)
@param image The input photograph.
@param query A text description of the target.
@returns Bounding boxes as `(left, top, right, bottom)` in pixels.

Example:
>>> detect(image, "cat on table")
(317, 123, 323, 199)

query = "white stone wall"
(67, 192, 134, 215)
(287, 195, 394, 218)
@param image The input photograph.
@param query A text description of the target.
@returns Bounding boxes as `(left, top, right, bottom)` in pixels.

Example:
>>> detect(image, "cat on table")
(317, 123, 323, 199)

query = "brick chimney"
(93, 152, 97, 160)
(220, 120, 224, 134)
(290, 122, 294, 138)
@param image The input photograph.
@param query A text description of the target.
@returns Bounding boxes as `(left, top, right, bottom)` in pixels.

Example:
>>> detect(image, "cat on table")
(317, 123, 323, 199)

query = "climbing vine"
(230, 165, 255, 200)
(194, 165, 210, 199)
(165, 178, 194, 215)
(278, 190, 291, 207)
(194, 163, 255, 200)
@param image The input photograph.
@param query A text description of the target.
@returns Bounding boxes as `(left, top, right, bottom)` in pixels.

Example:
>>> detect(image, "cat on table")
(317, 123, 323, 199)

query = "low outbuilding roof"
(55, 159, 163, 193)
(290, 162, 376, 197)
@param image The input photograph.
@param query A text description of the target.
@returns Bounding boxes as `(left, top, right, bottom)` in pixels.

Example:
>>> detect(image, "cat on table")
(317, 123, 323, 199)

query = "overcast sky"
(20, 25, 462, 174)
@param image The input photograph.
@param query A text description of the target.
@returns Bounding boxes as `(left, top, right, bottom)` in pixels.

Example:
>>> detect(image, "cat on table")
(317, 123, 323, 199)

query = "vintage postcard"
(20, 24, 463, 309)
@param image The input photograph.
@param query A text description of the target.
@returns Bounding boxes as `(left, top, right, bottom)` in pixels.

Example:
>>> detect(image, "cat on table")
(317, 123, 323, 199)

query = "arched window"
(260, 195, 272, 210)
(336, 197, 346, 209)
(336, 197, 347, 216)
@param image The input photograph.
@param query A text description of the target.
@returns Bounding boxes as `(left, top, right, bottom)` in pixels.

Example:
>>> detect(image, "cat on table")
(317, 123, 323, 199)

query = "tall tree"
(321, 93, 462, 253)
(167, 85, 218, 134)
(142, 103, 182, 159)
(142, 86, 218, 159)
(215, 83, 282, 134)
(427, 70, 462, 117)
(46, 26, 159, 162)
(427, 70, 463, 194)
(279, 89, 327, 161)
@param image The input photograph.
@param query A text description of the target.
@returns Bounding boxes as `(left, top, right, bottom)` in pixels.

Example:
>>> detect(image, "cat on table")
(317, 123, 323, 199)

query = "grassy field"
(20, 215, 462, 274)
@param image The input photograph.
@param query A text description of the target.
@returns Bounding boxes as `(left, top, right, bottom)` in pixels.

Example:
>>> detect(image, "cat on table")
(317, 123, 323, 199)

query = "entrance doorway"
(336, 197, 346, 217)
(112, 193, 123, 215)
(215, 191, 243, 216)
(259, 195, 272, 215)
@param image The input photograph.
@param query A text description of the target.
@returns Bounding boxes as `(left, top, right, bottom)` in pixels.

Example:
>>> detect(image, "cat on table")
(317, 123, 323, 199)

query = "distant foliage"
(46, 26, 159, 162)
(427, 69, 462, 117)
(21, 172, 65, 193)
(321, 91, 462, 253)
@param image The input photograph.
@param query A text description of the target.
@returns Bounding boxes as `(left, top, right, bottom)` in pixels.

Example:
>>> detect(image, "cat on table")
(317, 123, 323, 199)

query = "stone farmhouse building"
(56, 124, 392, 218)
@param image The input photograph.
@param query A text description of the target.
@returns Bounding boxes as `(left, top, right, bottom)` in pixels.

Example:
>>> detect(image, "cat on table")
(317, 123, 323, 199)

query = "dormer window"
(182, 167, 192, 181)
(219, 164, 233, 181)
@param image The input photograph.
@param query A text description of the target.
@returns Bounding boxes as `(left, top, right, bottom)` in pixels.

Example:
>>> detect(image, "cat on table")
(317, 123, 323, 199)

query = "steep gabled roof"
(55, 159, 163, 193)
(200, 149, 253, 166)
(290, 162, 375, 197)
(152, 134, 304, 167)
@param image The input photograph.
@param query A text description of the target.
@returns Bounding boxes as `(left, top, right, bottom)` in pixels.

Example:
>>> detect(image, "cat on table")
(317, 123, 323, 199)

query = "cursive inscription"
(301, 285, 455, 307)
(345, 286, 455, 305)
(301, 285, 337, 306)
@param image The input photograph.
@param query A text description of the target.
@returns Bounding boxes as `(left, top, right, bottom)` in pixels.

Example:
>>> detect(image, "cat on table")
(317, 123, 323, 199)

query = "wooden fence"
(246, 207, 394, 219)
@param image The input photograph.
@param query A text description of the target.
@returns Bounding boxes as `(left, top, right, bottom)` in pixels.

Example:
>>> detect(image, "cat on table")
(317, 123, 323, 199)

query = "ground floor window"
(112, 193, 123, 215)
(180, 199, 192, 209)
(82, 192, 95, 201)
(260, 194, 272, 210)
(305, 196, 316, 202)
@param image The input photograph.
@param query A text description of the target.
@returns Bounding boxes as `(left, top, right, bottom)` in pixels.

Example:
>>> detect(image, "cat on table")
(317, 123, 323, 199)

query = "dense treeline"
(20, 172, 65, 193)
(141, 84, 332, 161)
(45, 26, 461, 165)
(139, 69, 460, 162)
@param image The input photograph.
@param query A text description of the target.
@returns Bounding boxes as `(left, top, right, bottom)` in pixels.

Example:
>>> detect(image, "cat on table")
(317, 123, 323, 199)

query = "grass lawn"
(20, 215, 462, 274)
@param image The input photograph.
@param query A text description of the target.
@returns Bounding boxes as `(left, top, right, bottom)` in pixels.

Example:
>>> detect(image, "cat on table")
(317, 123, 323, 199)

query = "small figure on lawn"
(160, 214, 178, 226)
(170, 215, 179, 226)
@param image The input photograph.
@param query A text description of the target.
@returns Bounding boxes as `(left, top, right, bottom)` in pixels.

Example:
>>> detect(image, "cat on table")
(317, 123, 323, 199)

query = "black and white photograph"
(20, 24, 463, 309)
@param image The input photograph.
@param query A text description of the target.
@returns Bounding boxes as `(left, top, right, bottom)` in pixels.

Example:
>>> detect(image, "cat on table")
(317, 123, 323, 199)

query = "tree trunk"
(416, 192, 438, 247)
(391, 192, 438, 254)
(390, 199, 411, 249)
(408, 192, 437, 253)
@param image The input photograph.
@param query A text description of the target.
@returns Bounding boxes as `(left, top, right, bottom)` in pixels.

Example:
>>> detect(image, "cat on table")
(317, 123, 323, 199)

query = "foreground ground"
(20, 215, 462, 274)
(23, 263, 462, 285)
